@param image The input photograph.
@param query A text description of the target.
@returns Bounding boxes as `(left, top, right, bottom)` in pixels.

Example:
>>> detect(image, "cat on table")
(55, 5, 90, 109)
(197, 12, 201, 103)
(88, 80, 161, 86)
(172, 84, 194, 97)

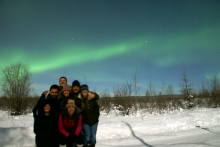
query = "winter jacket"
(42, 85, 71, 100)
(33, 94, 61, 117)
(58, 93, 74, 110)
(72, 91, 100, 100)
(58, 113, 82, 137)
(33, 99, 59, 147)
(59, 93, 82, 114)
(75, 93, 100, 126)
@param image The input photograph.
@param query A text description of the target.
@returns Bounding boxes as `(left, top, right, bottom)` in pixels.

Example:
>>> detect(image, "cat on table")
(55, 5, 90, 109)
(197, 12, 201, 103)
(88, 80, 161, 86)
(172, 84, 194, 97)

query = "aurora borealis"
(0, 0, 220, 95)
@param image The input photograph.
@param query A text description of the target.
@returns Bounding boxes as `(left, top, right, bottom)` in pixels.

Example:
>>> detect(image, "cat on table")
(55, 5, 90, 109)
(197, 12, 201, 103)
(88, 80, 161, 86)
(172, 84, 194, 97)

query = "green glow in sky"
(206, 73, 220, 80)
(0, 39, 146, 74)
(139, 26, 219, 67)
(0, 26, 219, 82)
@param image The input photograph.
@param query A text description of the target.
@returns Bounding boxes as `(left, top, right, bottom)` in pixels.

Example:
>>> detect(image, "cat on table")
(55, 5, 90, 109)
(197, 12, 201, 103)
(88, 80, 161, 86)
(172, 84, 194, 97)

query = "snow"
(0, 108, 220, 147)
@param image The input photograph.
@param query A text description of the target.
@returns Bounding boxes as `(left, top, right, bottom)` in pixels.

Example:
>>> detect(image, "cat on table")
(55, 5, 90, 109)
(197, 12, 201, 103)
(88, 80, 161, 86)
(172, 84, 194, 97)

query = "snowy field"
(0, 108, 220, 147)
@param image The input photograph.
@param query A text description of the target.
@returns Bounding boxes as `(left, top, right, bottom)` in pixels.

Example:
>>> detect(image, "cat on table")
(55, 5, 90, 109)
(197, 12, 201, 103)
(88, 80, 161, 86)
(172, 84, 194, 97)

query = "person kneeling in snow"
(33, 99, 59, 147)
(58, 99, 82, 147)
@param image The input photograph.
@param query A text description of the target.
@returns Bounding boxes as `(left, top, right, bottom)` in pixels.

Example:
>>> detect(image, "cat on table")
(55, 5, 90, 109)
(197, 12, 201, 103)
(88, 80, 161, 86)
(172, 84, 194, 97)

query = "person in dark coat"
(33, 84, 61, 117)
(33, 99, 59, 147)
(71, 80, 99, 147)
(58, 99, 82, 147)
(71, 80, 99, 101)
(75, 84, 100, 147)
(59, 85, 73, 110)
(42, 76, 70, 99)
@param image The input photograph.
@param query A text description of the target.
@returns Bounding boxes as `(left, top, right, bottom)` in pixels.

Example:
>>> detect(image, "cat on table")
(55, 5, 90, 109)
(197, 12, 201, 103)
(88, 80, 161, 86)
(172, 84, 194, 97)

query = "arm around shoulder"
(88, 92, 99, 100)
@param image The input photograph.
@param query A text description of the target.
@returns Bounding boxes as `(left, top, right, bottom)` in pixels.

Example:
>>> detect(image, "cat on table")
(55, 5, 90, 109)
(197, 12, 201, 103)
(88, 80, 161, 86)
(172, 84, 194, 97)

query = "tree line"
(0, 63, 219, 115)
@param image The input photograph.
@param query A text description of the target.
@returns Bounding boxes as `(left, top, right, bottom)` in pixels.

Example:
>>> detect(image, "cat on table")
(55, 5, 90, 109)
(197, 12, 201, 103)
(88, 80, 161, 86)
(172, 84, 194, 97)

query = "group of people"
(33, 77, 100, 147)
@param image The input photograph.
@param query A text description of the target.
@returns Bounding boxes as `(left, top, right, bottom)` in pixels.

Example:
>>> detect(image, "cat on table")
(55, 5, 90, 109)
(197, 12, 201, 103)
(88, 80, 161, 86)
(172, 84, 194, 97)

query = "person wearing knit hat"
(65, 99, 76, 108)
(80, 84, 89, 91)
(74, 84, 100, 147)
(71, 80, 100, 101)
(62, 85, 71, 92)
(59, 85, 73, 110)
(72, 80, 81, 96)
(72, 80, 80, 87)
(58, 99, 82, 147)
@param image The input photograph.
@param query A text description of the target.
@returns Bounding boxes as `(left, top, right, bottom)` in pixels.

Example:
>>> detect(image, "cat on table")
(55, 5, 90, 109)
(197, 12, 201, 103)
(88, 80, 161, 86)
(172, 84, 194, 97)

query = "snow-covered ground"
(0, 108, 220, 147)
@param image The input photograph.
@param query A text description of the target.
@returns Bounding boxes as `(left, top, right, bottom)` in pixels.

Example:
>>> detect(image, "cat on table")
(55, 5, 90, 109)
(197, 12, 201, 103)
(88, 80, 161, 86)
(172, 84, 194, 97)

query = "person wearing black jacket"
(71, 80, 99, 101)
(33, 99, 59, 147)
(75, 84, 100, 147)
(71, 80, 99, 147)
(33, 84, 61, 117)
(59, 85, 73, 110)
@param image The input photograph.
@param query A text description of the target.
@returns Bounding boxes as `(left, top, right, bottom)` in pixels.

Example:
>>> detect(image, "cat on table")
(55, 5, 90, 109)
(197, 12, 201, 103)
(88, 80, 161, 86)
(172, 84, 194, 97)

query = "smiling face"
(81, 89, 88, 97)
(72, 86, 80, 93)
(44, 104, 51, 114)
(67, 106, 75, 116)
(63, 90, 70, 97)
(50, 88, 58, 99)
(59, 78, 67, 87)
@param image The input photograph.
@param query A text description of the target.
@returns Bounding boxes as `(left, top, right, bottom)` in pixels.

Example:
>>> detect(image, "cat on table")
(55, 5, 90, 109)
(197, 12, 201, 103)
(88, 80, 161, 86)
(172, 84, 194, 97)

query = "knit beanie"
(72, 80, 80, 87)
(81, 84, 89, 91)
(62, 85, 71, 92)
(65, 99, 76, 108)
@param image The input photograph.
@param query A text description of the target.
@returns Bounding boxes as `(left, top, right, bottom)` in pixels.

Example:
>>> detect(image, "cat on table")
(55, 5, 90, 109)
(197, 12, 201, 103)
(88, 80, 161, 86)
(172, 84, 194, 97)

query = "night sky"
(0, 0, 220, 96)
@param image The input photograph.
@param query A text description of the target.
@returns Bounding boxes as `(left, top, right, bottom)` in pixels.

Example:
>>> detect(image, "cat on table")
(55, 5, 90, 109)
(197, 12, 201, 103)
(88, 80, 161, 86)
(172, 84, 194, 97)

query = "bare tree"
(145, 90, 150, 97)
(210, 75, 220, 107)
(178, 67, 194, 107)
(145, 78, 156, 97)
(201, 80, 210, 98)
(113, 84, 122, 97)
(162, 80, 166, 95)
(125, 81, 133, 97)
(1, 63, 32, 115)
(113, 81, 133, 97)
(99, 87, 111, 98)
(98, 97, 112, 115)
(132, 68, 139, 112)
(166, 84, 174, 99)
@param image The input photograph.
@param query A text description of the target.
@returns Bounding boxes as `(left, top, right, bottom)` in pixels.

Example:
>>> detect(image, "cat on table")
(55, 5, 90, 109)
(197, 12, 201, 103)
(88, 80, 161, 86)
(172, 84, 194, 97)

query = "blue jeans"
(82, 123, 98, 145)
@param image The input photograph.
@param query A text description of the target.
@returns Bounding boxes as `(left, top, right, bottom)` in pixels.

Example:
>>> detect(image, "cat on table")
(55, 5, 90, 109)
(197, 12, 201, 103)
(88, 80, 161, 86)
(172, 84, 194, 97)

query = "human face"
(72, 86, 80, 93)
(44, 104, 50, 114)
(50, 88, 58, 99)
(81, 89, 88, 97)
(63, 90, 70, 97)
(67, 106, 75, 116)
(59, 78, 67, 87)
